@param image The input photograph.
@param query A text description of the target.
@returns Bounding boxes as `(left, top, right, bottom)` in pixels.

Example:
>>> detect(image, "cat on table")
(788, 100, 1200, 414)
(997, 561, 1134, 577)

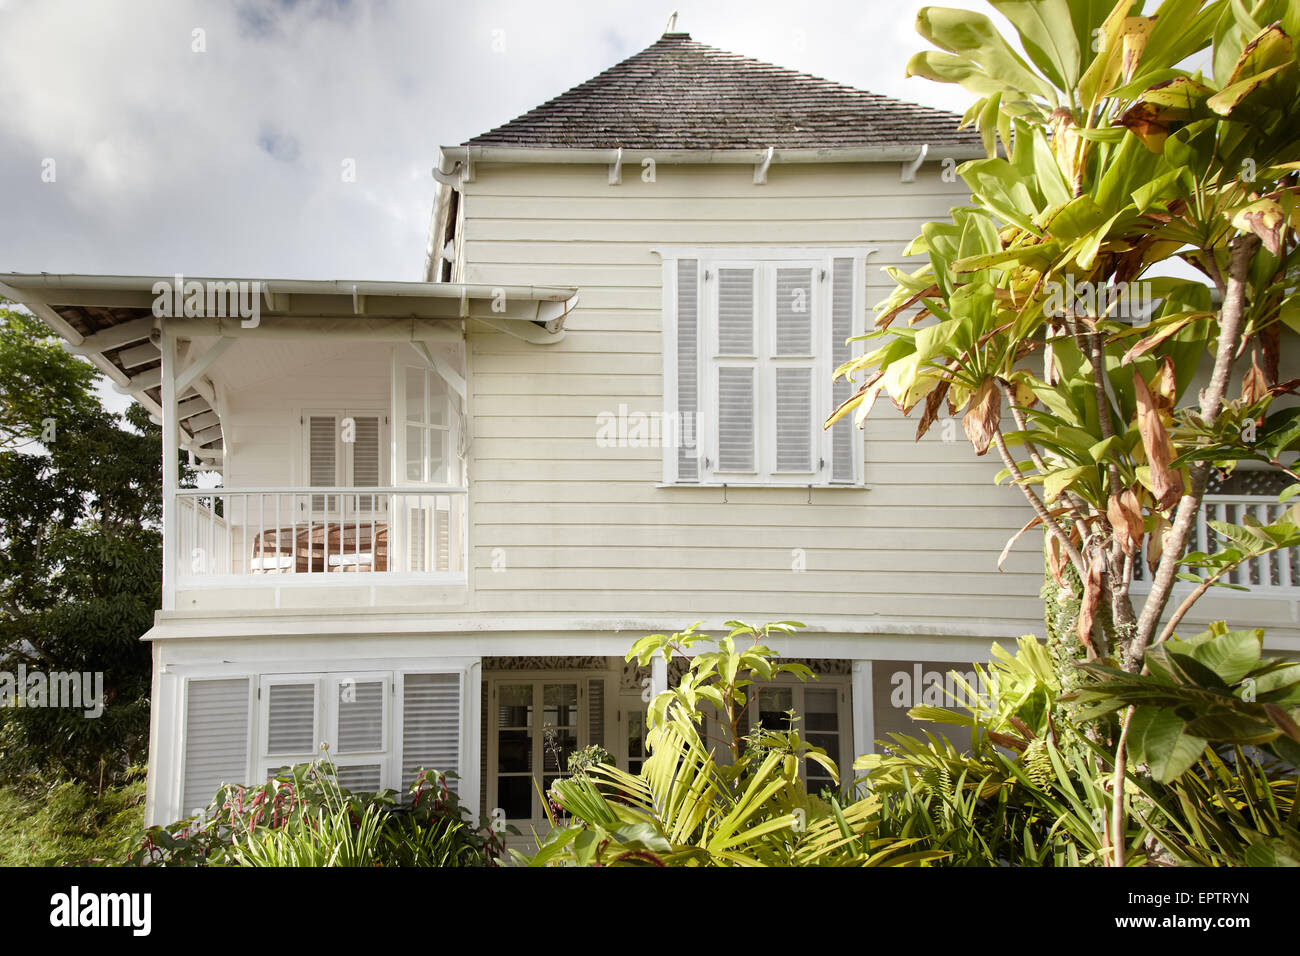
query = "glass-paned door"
(754, 682, 846, 796)
(393, 356, 463, 573)
(491, 680, 582, 827)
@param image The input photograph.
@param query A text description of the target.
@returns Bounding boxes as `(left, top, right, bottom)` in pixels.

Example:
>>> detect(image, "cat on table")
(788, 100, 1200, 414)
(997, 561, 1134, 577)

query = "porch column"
(650, 650, 668, 699)
(851, 660, 874, 757)
(160, 325, 178, 611)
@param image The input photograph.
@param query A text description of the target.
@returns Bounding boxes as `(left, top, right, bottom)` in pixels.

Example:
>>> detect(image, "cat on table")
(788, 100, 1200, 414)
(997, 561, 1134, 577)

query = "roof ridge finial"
(663, 10, 678, 35)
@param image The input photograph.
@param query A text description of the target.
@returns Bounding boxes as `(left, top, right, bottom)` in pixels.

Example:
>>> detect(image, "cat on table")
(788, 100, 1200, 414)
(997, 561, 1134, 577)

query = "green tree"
(829, 0, 1300, 863)
(0, 303, 190, 785)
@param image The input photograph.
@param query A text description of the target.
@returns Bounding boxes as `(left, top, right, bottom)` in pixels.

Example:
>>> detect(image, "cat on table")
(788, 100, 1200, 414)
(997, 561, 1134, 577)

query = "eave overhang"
(0, 273, 580, 469)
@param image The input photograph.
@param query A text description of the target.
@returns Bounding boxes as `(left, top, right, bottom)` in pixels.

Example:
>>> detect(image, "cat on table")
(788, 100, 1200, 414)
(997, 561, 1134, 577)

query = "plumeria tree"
(832, 0, 1300, 672)
(828, 0, 1300, 863)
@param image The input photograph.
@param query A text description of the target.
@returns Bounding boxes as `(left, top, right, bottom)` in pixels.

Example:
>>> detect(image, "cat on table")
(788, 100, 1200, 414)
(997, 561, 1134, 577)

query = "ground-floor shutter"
(587, 678, 605, 751)
(182, 678, 251, 813)
(401, 673, 462, 791)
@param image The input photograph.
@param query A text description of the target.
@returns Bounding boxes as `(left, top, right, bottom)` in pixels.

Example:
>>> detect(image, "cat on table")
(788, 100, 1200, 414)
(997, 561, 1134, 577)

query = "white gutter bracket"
(608, 147, 624, 186)
(432, 163, 463, 188)
(754, 146, 774, 185)
(900, 144, 929, 183)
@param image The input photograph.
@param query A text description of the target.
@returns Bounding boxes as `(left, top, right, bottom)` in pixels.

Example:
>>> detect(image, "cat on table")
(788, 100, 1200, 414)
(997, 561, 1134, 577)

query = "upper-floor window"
(659, 248, 867, 486)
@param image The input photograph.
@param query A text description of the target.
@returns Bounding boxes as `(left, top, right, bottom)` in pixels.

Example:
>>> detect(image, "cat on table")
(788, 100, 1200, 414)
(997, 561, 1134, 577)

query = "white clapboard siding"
(182, 678, 250, 812)
(402, 674, 461, 791)
(266, 683, 316, 755)
(337, 680, 384, 753)
(453, 160, 1062, 633)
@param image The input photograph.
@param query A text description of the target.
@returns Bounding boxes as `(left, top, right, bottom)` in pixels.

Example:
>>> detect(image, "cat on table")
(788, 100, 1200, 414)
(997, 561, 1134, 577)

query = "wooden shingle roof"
(466, 33, 979, 151)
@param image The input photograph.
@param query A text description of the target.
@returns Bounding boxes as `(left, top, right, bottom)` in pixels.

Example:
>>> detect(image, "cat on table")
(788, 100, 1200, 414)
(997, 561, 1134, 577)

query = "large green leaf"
(1127, 706, 1206, 783)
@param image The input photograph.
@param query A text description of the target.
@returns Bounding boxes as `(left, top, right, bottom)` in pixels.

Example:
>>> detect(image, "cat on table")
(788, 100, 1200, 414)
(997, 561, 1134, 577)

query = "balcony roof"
(0, 273, 580, 469)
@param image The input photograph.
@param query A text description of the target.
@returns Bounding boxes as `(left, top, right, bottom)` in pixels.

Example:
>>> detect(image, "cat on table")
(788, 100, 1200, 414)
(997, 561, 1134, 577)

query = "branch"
(1131, 234, 1260, 670)
(1110, 705, 1134, 868)
(995, 379, 1091, 537)
(992, 424, 1086, 576)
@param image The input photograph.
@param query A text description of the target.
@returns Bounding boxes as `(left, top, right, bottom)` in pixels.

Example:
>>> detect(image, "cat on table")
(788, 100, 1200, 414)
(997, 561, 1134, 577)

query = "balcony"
(1133, 494, 1300, 595)
(171, 486, 467, 610)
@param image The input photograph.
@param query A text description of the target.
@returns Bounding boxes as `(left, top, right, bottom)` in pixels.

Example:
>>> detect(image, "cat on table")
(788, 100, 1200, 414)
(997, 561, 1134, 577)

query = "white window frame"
(256, 672, 392, 790)
(392, 354, 464, 489)
(657, 246, 874, 487)
(485, 671, 612, 829)
(750, 674, 852, 792)
(167, 662, 476, 825)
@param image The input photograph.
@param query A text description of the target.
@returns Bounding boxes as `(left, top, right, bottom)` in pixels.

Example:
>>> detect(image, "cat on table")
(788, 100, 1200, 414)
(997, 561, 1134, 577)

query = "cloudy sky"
(0, 0, 992, 283)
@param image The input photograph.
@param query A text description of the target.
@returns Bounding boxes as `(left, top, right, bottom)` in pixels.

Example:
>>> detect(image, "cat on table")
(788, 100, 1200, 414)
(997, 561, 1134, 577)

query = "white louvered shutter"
(587, 678, 605, 750)
(335, 765, 383, 792)
(266, 682, 316, 755)
(717, 367, 755, 471)
(718, 268, 755, 355)
(350, 414, 380, 482)
(775, 267, 813, 356)
(347, 414, 381, 513)
(401, 673, 462, 791)
(337, 680, 384, 753)
(183, 678, 250, 812)
(772, 266, 815, 474)
(716, 266, 757, 473)
(676, 259, 700, 481)
(774, 367, 813, 472)
(830, 258, 856, 482)
(308, 415, 338, 511)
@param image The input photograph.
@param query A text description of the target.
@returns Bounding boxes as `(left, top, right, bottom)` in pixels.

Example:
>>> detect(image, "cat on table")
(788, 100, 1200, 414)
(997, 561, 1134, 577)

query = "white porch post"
(851, 660, 874, 757)
(160, 325, 179, 611)
(650, 650, 668, 699)
(465, 659, 482, 822)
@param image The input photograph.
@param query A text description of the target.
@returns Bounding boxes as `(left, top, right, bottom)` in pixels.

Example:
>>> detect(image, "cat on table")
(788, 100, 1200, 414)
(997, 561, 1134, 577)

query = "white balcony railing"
(1133, 494, 1299, 593)
(1199, 494, 1298, 590)
(173, 487, 467, 582)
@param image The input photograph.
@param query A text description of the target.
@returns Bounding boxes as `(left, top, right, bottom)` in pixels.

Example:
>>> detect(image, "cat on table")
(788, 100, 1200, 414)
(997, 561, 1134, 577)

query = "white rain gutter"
(436, 142, 987, 184)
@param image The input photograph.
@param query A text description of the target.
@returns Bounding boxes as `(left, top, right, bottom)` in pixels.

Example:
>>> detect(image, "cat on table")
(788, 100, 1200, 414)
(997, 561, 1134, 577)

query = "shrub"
(122, 759, 506, 867)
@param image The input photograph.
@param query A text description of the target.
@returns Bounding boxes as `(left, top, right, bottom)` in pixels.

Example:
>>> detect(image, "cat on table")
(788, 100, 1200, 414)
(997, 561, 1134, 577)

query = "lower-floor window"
(180, 669, 464, 818)
(487, 674, 607, 825)
(752, 681, 848, 795)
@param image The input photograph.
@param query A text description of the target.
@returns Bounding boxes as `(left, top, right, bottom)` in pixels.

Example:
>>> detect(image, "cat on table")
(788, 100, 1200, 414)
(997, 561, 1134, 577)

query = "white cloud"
(0, 0, 990, 281)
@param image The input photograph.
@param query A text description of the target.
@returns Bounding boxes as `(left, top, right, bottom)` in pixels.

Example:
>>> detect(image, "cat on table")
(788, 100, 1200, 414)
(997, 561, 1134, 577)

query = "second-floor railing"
(1132, 494, 1299, 592)
(174, 487, 467, 581)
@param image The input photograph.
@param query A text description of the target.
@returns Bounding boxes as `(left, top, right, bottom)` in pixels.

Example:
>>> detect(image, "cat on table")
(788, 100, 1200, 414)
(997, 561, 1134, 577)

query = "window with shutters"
(302, 408, 385, 513)
(660, 249, 868, 486)
(181, 677, 252, 814)
(256, 671, 462, 794)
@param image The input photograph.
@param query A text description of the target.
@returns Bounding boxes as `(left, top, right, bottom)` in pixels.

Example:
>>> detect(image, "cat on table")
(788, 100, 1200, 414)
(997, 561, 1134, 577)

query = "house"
(4, 28, 1297, 835)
